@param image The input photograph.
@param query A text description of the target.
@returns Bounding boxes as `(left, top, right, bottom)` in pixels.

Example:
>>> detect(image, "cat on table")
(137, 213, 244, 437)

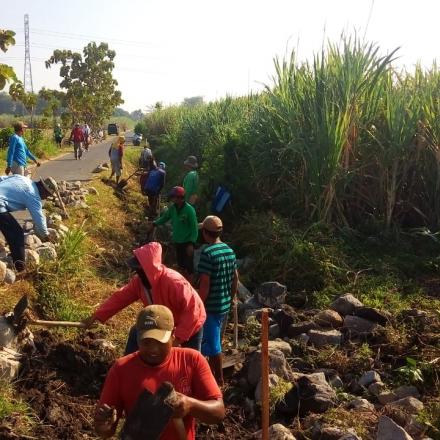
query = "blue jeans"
(124, 325, 203, 355)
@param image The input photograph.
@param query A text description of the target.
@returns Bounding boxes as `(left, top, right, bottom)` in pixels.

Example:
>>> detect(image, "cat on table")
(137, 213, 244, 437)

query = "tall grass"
(143, 36, 440, 230)
(37, 227, 89, 321)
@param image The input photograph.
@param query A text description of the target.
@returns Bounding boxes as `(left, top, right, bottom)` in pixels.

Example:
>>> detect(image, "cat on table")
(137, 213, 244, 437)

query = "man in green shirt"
(183, 155, 199, 206)
(198, 215, 239, 386)
(150, 186, 198, 280)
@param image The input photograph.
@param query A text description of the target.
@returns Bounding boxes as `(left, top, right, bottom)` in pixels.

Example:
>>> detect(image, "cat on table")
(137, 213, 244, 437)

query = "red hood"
(133, 242, 164, 288)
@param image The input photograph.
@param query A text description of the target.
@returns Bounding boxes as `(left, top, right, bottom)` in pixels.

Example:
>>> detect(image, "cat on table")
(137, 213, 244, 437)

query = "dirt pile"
(13, 330, 114, 440)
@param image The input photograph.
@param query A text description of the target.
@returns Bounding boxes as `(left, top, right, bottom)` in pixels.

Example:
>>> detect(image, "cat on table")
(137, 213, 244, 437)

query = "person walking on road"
(83, 123, 91, 151)
(94, 305, 224, 440)
(0, 175, 60, 271)
(81, 242, 206, 353)
(54, 123, 63, 148)
(198, 215, 238, 386)
(183, 155, 199, 206)
(108, 135, 125, 184)
(69, 123, 85, 160)
(5, 121, 40, 176)
(149, 186, 198, 280)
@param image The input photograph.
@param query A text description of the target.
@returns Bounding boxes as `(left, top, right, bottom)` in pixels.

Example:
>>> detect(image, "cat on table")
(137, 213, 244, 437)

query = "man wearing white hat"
(0, 175, 63, 271)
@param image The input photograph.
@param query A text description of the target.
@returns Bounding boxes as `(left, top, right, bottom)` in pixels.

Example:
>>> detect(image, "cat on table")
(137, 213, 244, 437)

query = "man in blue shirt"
(0, 175, 59, 271)
(5, 122, 40, 176)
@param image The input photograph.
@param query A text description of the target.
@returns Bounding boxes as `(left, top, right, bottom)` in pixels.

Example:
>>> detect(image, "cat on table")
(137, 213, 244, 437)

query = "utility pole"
(23, 14, 33, 93)
(23, 14, 35, 128)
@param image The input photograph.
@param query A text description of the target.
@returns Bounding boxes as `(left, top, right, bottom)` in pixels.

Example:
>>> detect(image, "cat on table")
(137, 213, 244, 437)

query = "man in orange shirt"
(94, 305, 225, 439)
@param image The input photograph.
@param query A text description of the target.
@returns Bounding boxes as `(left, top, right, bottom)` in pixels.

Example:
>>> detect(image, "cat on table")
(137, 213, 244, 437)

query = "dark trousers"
(124, 325, 203, 355)
(147, 194, 159, 217)
(0, 212, 25, 271)
(175, 242, 194, 274)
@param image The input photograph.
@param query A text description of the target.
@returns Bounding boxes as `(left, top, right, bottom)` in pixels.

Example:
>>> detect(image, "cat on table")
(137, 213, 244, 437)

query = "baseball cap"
(202, 215, 223, 232)
(168, 186, 185, 198)
(40, 177, 58, 195)
(158, 161, 166, 170)
(136, 305, 174, 343)
(183, 155, 198, 169)
(13, 121, 28, 132)
(40, 177, 69, 218)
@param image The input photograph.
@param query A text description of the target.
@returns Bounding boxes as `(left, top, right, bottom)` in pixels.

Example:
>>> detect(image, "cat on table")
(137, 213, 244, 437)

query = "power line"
(3, 56, 166, 75)
(29, 27, 161, 48)
(13, 42, 164, 61)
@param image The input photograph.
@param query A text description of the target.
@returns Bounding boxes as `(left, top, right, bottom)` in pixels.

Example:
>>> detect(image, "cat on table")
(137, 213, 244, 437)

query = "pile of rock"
(235, 284, 431, 439)
(48, 180, 98, 210)
(0, 212, 71, 285)
(271, 293, 390, 348)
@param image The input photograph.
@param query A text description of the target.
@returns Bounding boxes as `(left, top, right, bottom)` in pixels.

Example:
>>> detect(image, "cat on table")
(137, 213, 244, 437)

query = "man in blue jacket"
(5, 122, 40, 176)
(143, 161, 166, 217)
(0, 175, 59, 271)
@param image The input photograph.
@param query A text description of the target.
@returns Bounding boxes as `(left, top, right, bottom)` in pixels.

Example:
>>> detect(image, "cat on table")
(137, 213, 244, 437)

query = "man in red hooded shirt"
(82, 242, 206, 352)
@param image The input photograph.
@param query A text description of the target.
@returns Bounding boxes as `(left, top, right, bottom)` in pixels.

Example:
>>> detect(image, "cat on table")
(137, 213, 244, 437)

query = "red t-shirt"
(99, 347, 222, 440)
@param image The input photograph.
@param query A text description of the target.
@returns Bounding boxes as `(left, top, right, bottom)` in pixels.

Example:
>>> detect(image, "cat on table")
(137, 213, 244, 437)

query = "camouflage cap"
(40, 177, 58, 195)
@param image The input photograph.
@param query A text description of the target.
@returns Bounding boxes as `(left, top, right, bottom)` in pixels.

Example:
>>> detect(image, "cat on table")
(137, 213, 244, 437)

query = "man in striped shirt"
(198, 216, 239, 386)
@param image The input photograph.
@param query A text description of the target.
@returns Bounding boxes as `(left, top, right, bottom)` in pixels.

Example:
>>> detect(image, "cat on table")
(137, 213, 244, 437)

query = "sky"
(2, 0, 440, 112)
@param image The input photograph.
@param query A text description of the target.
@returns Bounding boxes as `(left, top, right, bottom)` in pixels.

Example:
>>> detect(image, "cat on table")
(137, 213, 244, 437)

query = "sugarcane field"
(1, 1, 440, 439)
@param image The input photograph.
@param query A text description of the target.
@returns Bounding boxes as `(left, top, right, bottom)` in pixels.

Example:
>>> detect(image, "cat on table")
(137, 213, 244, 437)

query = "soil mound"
(15, 330, 115, 440)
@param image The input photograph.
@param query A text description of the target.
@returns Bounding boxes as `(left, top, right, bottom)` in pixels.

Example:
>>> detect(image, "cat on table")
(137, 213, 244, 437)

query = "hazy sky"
(2, 0, 439, 111)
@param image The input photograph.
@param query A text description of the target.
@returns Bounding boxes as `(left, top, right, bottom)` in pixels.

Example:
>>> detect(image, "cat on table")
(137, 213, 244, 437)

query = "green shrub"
(233, 212, 348, 295)
(134, 121, 147, 136)
(0, 127, 13, 149)
(37, 227, 89, 321)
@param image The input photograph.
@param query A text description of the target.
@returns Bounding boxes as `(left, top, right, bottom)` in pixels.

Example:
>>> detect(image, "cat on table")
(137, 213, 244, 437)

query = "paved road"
(10, 132, 133, 225)
(33, 132, 133, 182)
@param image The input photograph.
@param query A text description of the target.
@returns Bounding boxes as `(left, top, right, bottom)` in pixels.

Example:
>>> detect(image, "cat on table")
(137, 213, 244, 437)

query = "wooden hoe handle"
(29, 319, 87, 328)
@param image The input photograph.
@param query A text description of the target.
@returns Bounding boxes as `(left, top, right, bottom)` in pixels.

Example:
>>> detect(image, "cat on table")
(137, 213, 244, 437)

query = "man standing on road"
(183, 156, 199, 206)
(54, 123, 63, 148)
(83, 123, 91, 151)
(69, 123, 85, 160)
(198, 215, 238, 386)
(0, 175, 60, 271)
(5, 121, 40, 176)
(81, 242, 206, 352)
(149, 186, 198, 280)
(94, 305, 224, 440)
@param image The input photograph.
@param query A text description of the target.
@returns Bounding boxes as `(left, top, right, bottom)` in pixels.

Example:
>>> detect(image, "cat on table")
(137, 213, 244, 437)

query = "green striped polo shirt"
(198, 242, 236, 314)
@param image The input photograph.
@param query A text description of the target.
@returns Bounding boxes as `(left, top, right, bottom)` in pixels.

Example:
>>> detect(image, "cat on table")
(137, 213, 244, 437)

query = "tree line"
(1, 28, 134, 129)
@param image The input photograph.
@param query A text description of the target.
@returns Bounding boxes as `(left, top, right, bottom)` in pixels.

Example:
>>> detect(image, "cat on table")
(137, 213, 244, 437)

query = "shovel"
(12, 295, 89, 329)
(233, 298, 239, 349)
(117, 169, 141, 190)
(120, 381, 186, 440)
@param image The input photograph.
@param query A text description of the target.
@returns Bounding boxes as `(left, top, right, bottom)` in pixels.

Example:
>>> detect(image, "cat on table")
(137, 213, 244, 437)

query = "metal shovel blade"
(13, 295, 29, 325)
(120, 382, 175, 440)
